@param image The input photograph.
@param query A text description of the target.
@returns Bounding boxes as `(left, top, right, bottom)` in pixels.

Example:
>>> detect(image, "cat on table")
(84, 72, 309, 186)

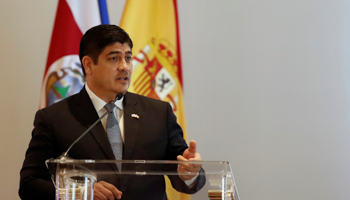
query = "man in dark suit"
(19, 25, 204, 200)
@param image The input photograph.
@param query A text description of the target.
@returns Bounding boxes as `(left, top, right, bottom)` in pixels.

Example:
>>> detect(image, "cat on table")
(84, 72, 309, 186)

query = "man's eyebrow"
(107, 50, 132, 55)
(107, 51, 121, 55)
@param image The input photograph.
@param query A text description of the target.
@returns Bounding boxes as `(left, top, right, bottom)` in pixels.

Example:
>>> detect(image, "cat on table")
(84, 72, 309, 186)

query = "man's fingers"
(177, 163, 200, 181)
(188, 140, 197, 153)
(177, 141, 202, 181)
(177, 155, 187, 161)
(94, 190, 113, 200)
(177, 155, 191, 170)
(177, 156, 201, 171)
(94, 181, 122, 200)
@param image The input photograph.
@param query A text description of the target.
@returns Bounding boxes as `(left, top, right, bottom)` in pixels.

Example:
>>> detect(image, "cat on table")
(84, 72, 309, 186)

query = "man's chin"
(114, 87, 128, 95)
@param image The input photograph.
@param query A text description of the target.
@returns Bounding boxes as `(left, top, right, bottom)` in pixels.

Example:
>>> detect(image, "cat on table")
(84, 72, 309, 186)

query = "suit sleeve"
(19, 109, 56, 200)
(165, 103, 188, 160)
(165, 103, 206, 194)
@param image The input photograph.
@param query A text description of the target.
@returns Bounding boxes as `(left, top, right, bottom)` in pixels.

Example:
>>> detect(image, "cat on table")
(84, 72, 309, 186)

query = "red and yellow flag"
(120, 1, 189, 199)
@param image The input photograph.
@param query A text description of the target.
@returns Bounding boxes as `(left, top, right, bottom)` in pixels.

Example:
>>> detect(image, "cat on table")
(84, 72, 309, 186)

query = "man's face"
(85, 42, 133, 102)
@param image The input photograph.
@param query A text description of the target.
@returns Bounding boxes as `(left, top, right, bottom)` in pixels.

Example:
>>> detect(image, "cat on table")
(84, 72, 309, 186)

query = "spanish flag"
(120, 1, 189, 199)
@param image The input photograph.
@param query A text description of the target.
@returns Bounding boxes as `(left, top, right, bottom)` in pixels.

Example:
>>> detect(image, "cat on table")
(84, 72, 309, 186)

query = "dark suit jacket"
(19, 88, 205, 200)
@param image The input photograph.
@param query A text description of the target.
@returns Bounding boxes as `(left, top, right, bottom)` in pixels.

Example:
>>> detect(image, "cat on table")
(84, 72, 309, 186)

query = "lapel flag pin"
(131, 114, 140, 119)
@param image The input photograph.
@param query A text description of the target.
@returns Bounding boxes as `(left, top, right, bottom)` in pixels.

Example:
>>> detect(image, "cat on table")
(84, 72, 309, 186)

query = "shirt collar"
(85, 84, 124, 113)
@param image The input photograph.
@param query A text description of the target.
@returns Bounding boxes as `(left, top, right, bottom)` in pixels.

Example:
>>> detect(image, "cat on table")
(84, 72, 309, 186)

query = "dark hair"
(79, 24, 133, 76)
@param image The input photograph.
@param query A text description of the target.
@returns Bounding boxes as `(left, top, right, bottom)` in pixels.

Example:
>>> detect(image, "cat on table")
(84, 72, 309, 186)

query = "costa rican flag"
(39, 0, 109, 108)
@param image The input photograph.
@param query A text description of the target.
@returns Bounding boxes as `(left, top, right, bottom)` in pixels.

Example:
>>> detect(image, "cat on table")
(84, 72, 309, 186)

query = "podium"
(46, 159, 240, 200)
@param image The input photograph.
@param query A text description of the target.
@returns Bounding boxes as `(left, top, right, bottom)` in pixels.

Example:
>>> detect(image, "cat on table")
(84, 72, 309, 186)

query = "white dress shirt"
(85, 84, 125, 142)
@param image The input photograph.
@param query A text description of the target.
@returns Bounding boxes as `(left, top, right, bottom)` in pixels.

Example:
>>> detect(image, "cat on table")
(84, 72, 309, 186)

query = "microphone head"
(115, 92, 124, 101)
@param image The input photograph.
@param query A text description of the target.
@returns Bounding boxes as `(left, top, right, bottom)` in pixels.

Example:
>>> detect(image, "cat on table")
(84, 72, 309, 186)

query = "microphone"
(57, 92, 124, 160)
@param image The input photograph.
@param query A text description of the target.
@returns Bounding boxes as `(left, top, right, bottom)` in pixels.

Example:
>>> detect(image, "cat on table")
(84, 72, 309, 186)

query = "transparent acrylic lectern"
(46, 159, 240, 200)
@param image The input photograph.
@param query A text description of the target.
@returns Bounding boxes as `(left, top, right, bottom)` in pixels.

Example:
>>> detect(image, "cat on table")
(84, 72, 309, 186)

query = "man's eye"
(126, 56, 132, 62)
(110, 57, 117, 61)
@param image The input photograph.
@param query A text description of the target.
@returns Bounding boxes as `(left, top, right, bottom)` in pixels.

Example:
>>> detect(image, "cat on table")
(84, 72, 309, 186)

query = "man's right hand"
(94, 181, 122, 200)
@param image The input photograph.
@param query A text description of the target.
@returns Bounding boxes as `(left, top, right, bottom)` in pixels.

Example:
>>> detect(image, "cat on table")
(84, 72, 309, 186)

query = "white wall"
(1, 0, 350, 199)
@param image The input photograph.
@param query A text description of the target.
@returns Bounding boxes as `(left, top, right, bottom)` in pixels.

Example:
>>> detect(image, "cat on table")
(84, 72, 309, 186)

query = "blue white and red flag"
(39, 0, 109, 108)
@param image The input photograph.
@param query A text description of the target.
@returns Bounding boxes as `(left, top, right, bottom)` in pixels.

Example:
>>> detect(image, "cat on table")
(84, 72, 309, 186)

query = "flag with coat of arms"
(120, 0, 187, 139)
(39, 0, 109, 109)
(120, 1, 190, 199)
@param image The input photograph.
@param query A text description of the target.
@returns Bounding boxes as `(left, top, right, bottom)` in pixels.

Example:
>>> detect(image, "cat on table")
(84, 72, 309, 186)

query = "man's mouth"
(117, 76, 128, 80)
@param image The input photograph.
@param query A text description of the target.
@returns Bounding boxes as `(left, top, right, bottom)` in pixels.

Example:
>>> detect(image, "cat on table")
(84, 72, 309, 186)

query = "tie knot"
(104, 103, 116, 113)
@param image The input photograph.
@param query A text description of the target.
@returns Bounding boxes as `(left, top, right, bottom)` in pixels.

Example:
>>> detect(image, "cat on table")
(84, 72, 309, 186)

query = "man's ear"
(82, 56, 93, 75)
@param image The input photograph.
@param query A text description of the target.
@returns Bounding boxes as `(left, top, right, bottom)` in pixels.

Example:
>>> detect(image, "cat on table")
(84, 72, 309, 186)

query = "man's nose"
(117, 59, 130, 71)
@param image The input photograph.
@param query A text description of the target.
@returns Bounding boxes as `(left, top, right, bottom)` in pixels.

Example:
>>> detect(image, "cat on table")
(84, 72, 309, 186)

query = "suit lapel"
(75, 87, 116, 160)
(123, 92, 140, 160)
